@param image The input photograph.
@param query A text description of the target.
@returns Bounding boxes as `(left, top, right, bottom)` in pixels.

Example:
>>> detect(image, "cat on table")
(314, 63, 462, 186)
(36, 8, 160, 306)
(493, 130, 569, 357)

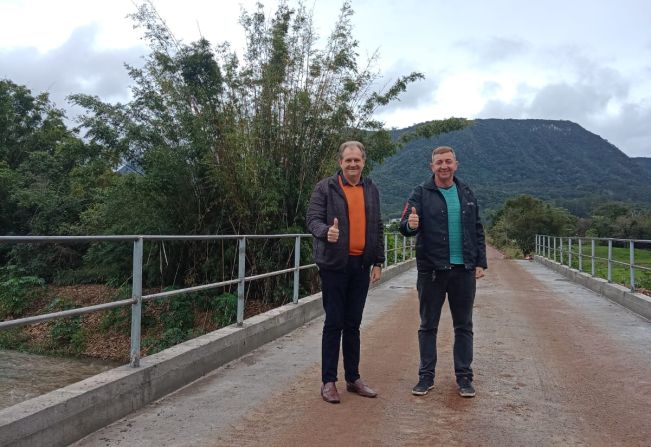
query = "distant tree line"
(489, 195, 651, 255)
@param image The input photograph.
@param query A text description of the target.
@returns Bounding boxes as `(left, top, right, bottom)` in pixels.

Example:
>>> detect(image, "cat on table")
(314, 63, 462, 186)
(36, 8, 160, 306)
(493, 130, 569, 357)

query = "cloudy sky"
(1, 0, 650, 157)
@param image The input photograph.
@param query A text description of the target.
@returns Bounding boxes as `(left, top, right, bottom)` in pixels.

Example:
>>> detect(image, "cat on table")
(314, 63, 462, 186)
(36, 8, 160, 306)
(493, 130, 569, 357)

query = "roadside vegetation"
(488, 196, 651, 293)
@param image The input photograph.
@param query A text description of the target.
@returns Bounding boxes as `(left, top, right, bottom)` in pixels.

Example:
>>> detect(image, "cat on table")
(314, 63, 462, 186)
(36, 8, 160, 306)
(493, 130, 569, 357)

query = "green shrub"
(100, 307, 130, 333)
(211, 293, 237, 327)
(160, 294, 195, 331)
(142, 327, 190, 355)
(47, 297, 86, 354)
(53, 265, 125, 286)
(99, 285, 138, 334)
(0, 327, 30, 350)
(0, 266, 45, 318)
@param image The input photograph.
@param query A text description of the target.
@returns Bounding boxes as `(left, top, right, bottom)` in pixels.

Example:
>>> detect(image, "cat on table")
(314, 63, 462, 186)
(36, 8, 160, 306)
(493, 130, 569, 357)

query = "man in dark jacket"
(306, 141, 385, 404)
(399, 146, 487, 398)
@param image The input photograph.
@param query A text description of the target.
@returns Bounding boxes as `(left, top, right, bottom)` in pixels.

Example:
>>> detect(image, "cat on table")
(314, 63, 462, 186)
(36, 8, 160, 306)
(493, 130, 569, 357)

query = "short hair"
(338, 141, 366, 160)
(432, 146, 456, 159)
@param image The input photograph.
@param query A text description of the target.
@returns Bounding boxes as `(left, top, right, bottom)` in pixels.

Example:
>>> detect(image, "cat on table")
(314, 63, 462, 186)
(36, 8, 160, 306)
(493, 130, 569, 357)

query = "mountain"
(633, 157, 651, 177)
(371, 119, 651, 218)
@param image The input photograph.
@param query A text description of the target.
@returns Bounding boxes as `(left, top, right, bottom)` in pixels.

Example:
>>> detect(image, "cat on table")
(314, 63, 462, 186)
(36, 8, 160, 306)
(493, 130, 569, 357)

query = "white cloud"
(456, 36, 530, 67)
(0, 24, 144, 111)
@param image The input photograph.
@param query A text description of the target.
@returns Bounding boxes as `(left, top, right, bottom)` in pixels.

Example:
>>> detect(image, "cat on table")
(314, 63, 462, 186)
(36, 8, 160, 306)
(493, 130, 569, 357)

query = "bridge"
(2, 247, 651, 446)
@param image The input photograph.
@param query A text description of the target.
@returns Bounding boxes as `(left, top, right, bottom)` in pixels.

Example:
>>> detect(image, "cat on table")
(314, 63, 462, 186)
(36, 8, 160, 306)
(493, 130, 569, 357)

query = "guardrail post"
(130, 237, 143, 368)
(568, 238, 573, 268)
(560, 237, 564, 265)
(630, 240, 635, 292)
(293, 236, 300, 304)
(384, 233, 388, 268)
(578, 238, 583, 272)
(402, 235, 407, 262)
(237, 237, 246, 326)
(591, 239, 595, 276)
(553, 237, 557, 262)
(607, 239, 613, 283)
(394, 233, 398, 265)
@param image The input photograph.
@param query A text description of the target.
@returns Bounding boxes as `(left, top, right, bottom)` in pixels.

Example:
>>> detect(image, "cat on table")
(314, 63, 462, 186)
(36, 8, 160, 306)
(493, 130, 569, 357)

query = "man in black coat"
(400, 146, 487, 398)
(306, 141, 385, 404)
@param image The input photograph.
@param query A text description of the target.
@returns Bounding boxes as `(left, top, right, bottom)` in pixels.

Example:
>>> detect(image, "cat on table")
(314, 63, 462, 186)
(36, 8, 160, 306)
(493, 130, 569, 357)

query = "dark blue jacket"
(306, 172, 385, 270)
(399, 176, 487, 272)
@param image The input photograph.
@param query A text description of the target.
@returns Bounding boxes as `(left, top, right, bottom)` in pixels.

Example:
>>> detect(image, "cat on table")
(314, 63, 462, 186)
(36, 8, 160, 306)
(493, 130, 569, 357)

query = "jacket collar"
(331, 170, 366, 186)
(423, 175, 463, 191)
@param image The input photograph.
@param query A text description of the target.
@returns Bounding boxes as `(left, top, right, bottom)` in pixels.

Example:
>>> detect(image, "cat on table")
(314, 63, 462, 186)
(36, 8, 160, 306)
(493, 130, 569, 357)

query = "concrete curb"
(534, 256, 651, 321)
(0, 259, 416, 447)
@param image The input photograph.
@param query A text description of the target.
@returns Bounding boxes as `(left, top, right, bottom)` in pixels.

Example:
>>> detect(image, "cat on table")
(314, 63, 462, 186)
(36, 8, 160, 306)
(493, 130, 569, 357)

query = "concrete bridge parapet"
(534, 255, 651, 321)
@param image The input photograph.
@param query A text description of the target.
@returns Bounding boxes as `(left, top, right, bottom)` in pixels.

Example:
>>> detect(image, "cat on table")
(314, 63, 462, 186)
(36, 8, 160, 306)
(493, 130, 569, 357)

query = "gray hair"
(431, 146, 456, 159)
(338, 141, 366, 160)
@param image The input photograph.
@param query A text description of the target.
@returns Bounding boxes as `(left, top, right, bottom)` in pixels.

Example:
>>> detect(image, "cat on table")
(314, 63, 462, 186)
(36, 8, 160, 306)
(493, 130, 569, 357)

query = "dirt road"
(75, 247, 651, 446)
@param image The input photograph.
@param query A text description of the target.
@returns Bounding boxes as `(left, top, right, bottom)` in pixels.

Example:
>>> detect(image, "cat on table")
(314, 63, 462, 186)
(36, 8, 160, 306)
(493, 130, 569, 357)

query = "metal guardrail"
(535, 235, 651, 292)
(0, 232, 414, 367)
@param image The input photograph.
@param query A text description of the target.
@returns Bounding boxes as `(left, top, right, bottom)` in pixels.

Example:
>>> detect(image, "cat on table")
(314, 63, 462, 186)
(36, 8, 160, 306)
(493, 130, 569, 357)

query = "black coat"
(306, 172, 385, 270)
(399, 176, 487, 272)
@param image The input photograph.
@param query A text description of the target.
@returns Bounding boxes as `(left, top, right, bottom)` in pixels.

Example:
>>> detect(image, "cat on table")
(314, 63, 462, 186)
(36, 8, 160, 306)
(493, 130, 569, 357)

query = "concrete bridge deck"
(68, 248, 651, 447)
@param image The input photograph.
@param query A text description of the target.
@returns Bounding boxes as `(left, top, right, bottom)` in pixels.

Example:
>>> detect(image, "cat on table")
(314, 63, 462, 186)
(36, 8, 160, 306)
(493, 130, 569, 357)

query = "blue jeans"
(417, 266, 476, 382)
(320, 256, 370, 383)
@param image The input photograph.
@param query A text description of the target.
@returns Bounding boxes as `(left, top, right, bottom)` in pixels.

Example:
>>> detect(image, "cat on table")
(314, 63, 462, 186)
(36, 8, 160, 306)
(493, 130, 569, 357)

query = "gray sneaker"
(411, 377, 434, 396)
(457, 378, 476, 398)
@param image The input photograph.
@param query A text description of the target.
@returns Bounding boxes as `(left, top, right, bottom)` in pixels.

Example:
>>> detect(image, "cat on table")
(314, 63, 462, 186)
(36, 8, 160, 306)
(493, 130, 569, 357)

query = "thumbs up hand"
(327, 217, 340, 243)
(408, 207, 419, 230)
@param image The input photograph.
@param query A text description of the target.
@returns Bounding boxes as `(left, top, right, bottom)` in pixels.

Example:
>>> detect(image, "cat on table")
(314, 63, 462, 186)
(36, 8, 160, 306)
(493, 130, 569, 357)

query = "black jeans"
(320, 256, 370, 383)
(417, 266, 476, 383)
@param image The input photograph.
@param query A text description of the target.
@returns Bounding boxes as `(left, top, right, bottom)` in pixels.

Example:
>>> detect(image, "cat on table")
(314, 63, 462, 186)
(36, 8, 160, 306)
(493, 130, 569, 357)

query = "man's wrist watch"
(373, 263, 383, 268)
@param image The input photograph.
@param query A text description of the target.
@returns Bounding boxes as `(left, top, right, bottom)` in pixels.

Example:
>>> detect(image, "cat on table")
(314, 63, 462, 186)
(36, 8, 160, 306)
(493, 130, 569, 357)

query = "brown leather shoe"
(346, 378, 378, 398)
(321, 382, 340, 403)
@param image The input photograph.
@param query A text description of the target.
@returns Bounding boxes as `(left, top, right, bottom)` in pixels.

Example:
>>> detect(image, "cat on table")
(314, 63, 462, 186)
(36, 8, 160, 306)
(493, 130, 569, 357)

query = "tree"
(489, 195, 576, 255)
(583, 201, 651, 238)
(0, 79, 115, 278)
(69, 0, 431, 290)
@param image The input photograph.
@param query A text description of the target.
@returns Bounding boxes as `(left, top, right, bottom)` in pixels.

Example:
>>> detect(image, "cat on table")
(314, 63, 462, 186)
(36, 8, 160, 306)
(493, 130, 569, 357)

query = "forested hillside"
(371, 119, 651, 218)
(633, 157, 651, 177)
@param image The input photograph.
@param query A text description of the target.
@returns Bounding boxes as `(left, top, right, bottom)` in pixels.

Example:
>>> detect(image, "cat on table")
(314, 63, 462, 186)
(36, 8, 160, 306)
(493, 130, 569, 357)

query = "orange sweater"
(339, 176, 366, 255)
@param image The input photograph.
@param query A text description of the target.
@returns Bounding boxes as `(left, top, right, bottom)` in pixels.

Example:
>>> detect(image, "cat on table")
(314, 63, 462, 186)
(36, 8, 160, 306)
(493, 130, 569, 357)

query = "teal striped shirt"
(439, 184, 464, 264)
